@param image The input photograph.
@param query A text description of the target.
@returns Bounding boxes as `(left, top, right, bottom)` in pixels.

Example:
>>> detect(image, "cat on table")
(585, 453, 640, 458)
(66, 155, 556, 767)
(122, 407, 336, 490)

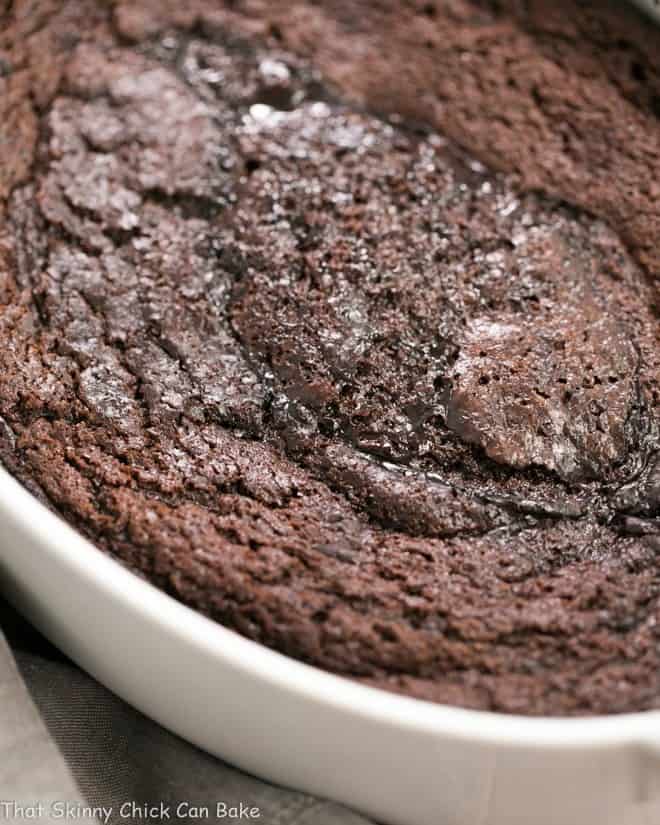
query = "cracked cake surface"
(0, 0, 659, 716)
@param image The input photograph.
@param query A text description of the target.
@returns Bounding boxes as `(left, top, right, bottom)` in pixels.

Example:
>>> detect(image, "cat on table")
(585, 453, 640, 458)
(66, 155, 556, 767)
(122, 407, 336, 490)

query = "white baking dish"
(633, 0, 660, 24)
(0, 463, 659, 825)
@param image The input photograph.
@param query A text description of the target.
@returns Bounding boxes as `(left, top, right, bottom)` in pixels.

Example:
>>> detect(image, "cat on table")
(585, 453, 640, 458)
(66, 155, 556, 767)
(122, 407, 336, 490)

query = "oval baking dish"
(1, 465, 659, 825)
(2, 2, 659, 823)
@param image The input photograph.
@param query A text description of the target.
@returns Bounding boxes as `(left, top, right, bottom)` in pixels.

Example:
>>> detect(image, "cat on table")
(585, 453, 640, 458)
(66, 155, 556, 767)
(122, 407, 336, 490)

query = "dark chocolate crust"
(0, 0, 659, 716)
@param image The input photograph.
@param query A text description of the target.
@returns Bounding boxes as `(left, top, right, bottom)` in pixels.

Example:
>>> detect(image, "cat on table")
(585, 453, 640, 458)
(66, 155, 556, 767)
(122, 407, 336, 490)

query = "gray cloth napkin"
(0, 600, 373, 825)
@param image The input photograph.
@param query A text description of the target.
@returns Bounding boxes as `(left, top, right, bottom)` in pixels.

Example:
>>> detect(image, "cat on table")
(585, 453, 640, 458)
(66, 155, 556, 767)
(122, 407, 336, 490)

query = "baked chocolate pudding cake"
(0, 0, 658, 716)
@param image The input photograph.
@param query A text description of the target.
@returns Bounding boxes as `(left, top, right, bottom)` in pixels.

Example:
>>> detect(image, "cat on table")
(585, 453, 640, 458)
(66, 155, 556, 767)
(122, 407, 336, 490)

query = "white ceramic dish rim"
(633, 0, 660, 25)
(2, 462, 660, 752)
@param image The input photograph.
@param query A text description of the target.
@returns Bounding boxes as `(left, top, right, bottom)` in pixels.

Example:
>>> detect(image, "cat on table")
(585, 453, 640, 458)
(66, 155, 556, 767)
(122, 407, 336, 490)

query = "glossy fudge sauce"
(0, 0, 658, 715)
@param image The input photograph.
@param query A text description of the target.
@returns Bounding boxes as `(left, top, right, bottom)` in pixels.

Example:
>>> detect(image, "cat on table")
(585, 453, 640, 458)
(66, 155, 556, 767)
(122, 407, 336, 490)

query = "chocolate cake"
(0, 0, 659, 716)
